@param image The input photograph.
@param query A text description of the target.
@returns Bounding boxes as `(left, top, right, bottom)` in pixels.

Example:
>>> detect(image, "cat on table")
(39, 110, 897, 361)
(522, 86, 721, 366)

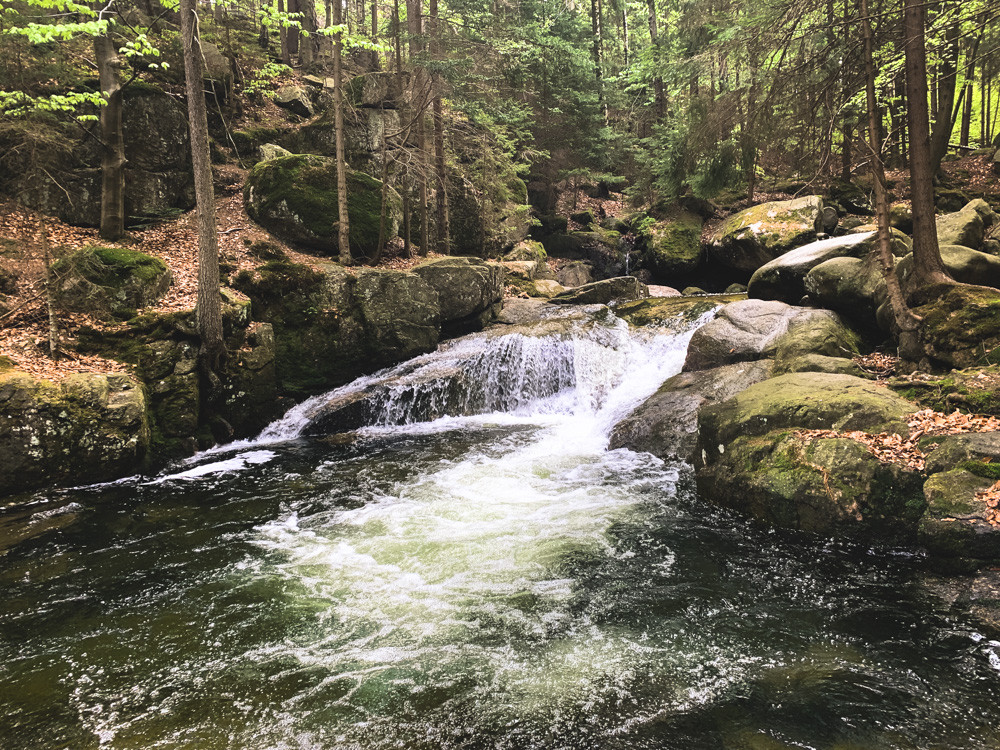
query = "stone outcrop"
(551, 276, 649, 305)
(52, 245, 172, 319)
(412, 257, 504, 334)
(639, 209, 703, 280)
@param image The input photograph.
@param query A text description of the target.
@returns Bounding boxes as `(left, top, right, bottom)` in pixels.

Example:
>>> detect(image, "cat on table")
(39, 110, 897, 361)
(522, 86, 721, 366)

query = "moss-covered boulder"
(919, 470, 1000, 560)
(609, 360, 774, 463)
(912, 284, 1000, 369)
(550, 276, 648, 305)
(543, 230, 624, 278)
(804, 255, 889, 332)
(773, 353, 866, 378)
(696, 431, 925, 538)
(707, 196, 824, 275)
(697, 372, 914, 450)
(684, 299, 858, 371)
(244, 153, 401, 258)
(53, 245, 171, 318)
(0, 371, 149, 496)
(889, 365, 1000, 416)
(505, 240, 547, 263)
(555, 260, 593, 288)
(897, 244, 1000, 290)
(233, 261, 440, 398)
(640, 209, 704, 279)
(937, 205, 986, 249)
(614, 295, 729, 328)
(411, 257, 503, 334)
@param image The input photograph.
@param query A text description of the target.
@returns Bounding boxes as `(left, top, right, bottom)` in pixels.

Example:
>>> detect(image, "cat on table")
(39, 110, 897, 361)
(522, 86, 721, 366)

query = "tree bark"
(929, 12, 959, 176)
(95, 33, 126, 241)
(903, 0, 951, 288)
(332, 0, 351, 264)
(430, 0, 448, 254)
(647, 0, 665, 120)
(180, 0, 225, 376)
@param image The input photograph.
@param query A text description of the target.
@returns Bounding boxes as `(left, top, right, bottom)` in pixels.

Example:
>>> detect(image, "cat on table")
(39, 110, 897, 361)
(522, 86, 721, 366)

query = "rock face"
(551, 276, 649, 305)
(0, 371, 149, 495)
(412, 257, 504, 334)
(683, 299, 858, 371)
(609, 360, 773, 462)
(804, 256, 889, 331)
(708, 196, 824, 275)
(543, 230, 624, 278)
(233, 261, 439, 398)
(695, 373, 923, 537)
(52, 245, 172, 319)
(244, 153, 401, 258)
(10, 85, 195, 226)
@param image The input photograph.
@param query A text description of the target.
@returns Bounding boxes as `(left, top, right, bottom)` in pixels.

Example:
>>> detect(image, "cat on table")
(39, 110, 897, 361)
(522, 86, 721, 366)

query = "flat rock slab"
(551, 276, 649, 305)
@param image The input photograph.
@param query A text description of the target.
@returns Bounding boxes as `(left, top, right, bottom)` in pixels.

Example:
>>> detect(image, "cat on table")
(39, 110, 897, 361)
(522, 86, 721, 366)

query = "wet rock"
(919, 469, 1000, 560)
(412, 257, 504, 334)
(550, 276, 649, 305)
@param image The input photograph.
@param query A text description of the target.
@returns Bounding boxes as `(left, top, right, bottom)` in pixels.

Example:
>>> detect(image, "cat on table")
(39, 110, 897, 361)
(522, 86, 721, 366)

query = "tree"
(331, 0, 351, 264)
(179, 0, 225, 377)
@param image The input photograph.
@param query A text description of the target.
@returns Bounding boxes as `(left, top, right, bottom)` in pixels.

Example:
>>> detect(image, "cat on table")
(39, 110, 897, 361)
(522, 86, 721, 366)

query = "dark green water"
(1, 321, 1000, 749)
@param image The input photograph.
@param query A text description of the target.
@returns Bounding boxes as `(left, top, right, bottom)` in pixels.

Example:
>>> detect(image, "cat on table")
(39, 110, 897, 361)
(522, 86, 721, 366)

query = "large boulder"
(696, 431, 925, 538)
(244, 153, 401, 258)
(919, 469, 1000, 560)
(556, 260, 593, 287)
(609, 360, 773, 463)
(543, 230, 624, 278)
(52, 245, 171, 319)
(640, 209, 704, 279)
(912, 284, 1000, 369)
(697, 372, 914, 449)
(550, 276, 649, 305)
(937, 205, 985, 249)
(0, 371, 149, 496)
(683, 299, 858, 371)
(707, 196, 824, 275)
(747, 231, 876, 303)
(897, 244, 1000, 290)
(804, 256, 889, 331)
(274, 85, 315, 117)
(411, 257, 504, 334)
(232, 261, 440, 398)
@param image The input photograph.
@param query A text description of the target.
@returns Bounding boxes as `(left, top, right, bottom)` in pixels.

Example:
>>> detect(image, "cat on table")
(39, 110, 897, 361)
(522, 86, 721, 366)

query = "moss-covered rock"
(912, 284, 1000, 369)
(0, 370, 149, 496)
(505, 240, 547, 263)
(889, 365, 1000, 416)
(919, 469, 1000, 560)
(937, 205, 985, 249)
(897, 244, 1000, 291)
(550, 276, 648, 305)
(708, 196, 823, 275)
(614, 295, 729, 328)
(924, 433, 1000, 475)
(773, 353, 866, 378)
(53, 245, 171, 319)
(696, 431, 925, 538)
(804, 255, 889, 332)
(555, 260, 593, 288)
(244, 153, 401, 258)
(411, 257, 502, 334)
(640, 208, 703, 280)
(697, 372, 914, 451)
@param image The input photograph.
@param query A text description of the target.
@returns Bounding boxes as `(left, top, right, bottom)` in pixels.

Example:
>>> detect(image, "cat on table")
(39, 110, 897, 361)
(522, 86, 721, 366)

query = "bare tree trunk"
(407, 0, 430, 255)
(95, 33, 126, 241)
(430, 0, 448, 254)
(279, 0, 291, 65)
(647, 0, 665, 120)
(332, 0, 351, 264)
(286, 0, 301, 58)
(929, 13, 959, 176)
(903, 0, 951, 288)
(393, 0, 403, 71)
(860, 0, 919, 332)
(180, 0, 225, 376)
(40, 223, 59, 358)
(298, 0, 320, 67)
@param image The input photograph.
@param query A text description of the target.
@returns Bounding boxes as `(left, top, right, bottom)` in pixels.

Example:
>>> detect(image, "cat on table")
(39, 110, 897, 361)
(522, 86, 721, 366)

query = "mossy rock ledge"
(53, 245, 172, 319)
(694, 372, 924, 538)
(244, 153, 401, 258)
(0, 371, 150, 496)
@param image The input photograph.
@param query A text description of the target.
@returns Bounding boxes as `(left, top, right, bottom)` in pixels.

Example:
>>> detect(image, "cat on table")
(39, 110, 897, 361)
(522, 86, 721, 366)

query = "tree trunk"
(929, 14, 959, 176)
(279, 0, 291, 65)
(860, 0, 919, 332)
(430, 0, 448, 254)
(180, 0, 225, 376)
(297, 0, 320, 67)
(647, 0, 665, 120)
(332, 0, 351, 264)
(903, 0, 951, 288)
(95, 33, 126, 241)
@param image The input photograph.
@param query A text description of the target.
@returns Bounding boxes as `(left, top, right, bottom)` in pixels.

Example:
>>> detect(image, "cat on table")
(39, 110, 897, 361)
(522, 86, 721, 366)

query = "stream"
(2, 305, 1000, 749)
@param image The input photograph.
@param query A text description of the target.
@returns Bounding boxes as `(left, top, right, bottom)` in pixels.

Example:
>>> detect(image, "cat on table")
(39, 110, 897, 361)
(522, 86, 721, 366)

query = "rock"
(614, 296, 723, 328)
(220, 321, 280, 437)
(52, 245, 171, 319)
(889, 202, 913, 234)
(505, 240, 547, 263)
(826, 181, 872, 215)
(648, 284, 682, 297)
(640, 209, 704, 279)
(725, 283, 747, 294)
(233, 261, 440, 398)
(556, 260, 593, 287)
(0, 371, 149, 496)
(919, 470, 1000, 560)
(696, 431, 924, 537)
(683, 299, 858, 371)
(200, 42, 232, 84)
(773, 353, 866, 378)
(274, 85, 315, 117)
(708, 196, 824, 275)
(936, 188, 972, 213)
(609, 361, 773, 462)
(550, 276, 649, 305)
(698, 372, 914, 450)
(924, 432, 1000, 475)
(804, 256, 889, 331)
(682, 286, 707, 295)
(244, 153, 401, 257)
(259, 143, 293, 161)
(898, 244, 1000, 290)
(912, 284, 1000, 369)
(531, 279, 566, 298)
(937, 206, 985, 249)
(570, 210, 594, 226)
(531, 215, 568, 239)
(888, 365, 1000, 416)
(543, 230, 624, 278)
(347, 71, 409, 108)
(964, 198, 998, 229)
(412, 257, 504, 333)
(501, 260, 542, 281)
(747, 232, 877, 303)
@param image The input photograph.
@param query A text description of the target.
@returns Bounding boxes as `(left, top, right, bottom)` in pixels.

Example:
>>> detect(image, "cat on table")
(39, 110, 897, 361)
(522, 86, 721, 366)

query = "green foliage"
(242, 62, 293, 98)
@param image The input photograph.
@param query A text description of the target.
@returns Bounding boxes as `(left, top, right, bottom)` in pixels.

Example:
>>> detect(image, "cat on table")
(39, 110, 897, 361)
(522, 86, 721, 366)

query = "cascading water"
(3, 303, 1000, 750)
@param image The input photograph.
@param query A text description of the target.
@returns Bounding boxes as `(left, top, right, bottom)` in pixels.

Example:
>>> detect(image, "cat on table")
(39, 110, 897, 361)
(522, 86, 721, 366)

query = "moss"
(960, 460, 1000, 481)
(913, 285, 1000, 369)
(640, 208, 704, 278)
(231, 126, 287, 155)
(0, 355, 14, 373)
(616, 296, 730, 327)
